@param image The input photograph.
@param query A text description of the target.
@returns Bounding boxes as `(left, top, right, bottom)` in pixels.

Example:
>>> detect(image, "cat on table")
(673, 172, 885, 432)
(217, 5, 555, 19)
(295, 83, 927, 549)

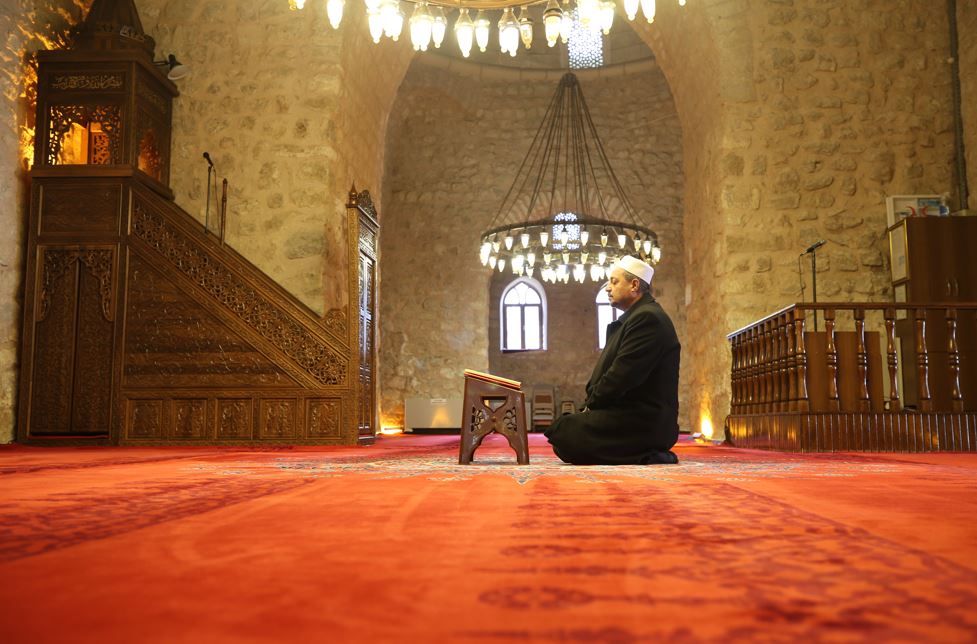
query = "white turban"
(614, 255, 654, 285)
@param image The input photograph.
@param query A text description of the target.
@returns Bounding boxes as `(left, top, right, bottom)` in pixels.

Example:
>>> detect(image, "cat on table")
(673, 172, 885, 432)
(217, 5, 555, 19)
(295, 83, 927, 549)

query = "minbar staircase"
(18, 12, 378, 445)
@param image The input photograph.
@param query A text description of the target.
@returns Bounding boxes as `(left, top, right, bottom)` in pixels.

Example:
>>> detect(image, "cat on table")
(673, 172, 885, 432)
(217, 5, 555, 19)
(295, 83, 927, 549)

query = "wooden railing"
(728, 303, 977, 415)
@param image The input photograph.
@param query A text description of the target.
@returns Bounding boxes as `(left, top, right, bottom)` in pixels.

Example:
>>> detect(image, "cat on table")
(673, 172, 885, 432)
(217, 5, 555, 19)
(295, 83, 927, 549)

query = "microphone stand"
(205, 162, 212, 234)
(220, 178, 228, 246)
(810, 247, 819, 332)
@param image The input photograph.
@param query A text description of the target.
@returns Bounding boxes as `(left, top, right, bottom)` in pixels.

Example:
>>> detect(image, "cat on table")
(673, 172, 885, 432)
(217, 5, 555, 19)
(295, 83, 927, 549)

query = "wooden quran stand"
(459, 370, 529, 465)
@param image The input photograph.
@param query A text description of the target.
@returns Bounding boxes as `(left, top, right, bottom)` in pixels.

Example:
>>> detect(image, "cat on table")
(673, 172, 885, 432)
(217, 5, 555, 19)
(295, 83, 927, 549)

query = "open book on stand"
(463, 369, 522, 391)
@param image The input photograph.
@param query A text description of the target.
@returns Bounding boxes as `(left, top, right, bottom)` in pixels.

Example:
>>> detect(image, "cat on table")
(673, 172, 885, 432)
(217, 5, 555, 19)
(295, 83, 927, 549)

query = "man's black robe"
(544, 293, 680, 464)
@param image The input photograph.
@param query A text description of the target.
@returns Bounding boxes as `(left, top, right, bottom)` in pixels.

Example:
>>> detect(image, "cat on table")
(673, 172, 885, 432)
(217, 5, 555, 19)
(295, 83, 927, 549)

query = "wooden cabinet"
(888, 217, 977, 410)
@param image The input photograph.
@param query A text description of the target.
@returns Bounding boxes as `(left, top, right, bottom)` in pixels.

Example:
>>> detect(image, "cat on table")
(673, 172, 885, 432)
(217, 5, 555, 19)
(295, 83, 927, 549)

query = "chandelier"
(288, 0, 687, 58)
(478, 72, 660, 285)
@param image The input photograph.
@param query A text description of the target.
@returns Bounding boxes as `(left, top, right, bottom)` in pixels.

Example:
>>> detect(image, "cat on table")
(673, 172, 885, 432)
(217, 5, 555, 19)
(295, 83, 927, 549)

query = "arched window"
(596, 283, 625, 349)
(501, 277, 547, 351)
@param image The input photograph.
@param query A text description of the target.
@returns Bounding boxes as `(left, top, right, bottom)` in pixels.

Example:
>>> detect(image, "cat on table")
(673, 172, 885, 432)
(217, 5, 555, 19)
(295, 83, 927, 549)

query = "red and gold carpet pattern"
(1, 434, 976, 642)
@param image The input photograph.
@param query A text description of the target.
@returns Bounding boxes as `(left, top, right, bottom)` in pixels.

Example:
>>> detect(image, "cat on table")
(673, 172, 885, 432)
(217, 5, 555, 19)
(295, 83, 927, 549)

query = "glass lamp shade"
(326, 0, 344, 28)
(364, 0, 381, 11)
(381, 0, 403, 40)
(577, 0, 600, 30)
(474, 10, 491, 52)
(518, 8, 534, 49)
(641, 0, 656, 23)
(651, 245, 662, 263)
(543, 0, 562, 47)
(559, 12, 573, 43)
(367, 9, 383, 42)
(599, 0, 615, 34)
(499, 8, 520, 56)
(290, 0, 307, 9)
(431, 6, 447, 47)
(409, 2, 433, 51)
(455, 8, 474, 57)
(623, 0, 639, 20)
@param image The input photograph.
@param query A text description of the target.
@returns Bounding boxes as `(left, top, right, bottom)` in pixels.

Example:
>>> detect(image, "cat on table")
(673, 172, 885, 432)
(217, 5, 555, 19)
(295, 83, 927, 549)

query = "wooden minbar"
(459, 370, 529, 465)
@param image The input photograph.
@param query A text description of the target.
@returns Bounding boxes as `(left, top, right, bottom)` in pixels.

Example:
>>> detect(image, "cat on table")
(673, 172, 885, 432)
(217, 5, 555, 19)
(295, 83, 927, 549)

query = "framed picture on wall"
(889, 224, 908, 282)
(886, 194, 942, 226)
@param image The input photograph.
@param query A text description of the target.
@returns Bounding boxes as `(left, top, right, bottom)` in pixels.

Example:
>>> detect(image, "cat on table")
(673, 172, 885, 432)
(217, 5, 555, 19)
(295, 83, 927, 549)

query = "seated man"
(545, 255, 680, 465)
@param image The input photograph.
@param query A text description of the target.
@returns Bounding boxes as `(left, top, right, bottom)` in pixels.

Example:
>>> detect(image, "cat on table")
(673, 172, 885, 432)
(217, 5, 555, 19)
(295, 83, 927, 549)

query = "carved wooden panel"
(308, 399, 342, 438)
(46, 103, 124, 166)
(39, 183, 122, 236)
(259, 399, 297, 439)
(29, 247, 115, 436)
(218, 399, 253, 439)
(123, 254, 296, 389)
(170, 399, 208, 439)
(130, 203, 348, 385)
(126, 399, 163, 439)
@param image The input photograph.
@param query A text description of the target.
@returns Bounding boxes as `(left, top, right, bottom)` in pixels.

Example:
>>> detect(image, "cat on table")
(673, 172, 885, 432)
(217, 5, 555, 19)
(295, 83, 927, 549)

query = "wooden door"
(26, 247, 117, 437)
(358, 250, 377, 441)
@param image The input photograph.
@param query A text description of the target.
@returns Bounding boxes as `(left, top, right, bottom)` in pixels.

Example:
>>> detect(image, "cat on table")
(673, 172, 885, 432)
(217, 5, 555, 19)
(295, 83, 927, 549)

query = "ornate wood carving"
(39, 249, 114, 322)
(39, 183, 121, 235)
(51, 74, 124, 90)
(171, 399, 207, 439)
(127, 400, 163, 439)
(218, 400, 253, 438)
(46, 104, 123, 166)
(131, 203, 347, 386)
(308, 399, 342, 437)
(259, 399, 297, 438)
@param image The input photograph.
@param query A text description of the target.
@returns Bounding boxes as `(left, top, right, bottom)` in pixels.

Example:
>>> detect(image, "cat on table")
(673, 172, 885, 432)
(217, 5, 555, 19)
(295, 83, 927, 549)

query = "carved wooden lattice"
(131, 203, 347, 385)
(46, 104, 123, 166)
(39, 249, 114, 321)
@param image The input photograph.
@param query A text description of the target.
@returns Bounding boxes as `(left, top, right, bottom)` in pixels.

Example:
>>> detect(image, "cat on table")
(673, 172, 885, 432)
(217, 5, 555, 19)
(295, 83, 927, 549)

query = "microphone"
(202, 151, 214, 168)
(803, 239, 826, 254)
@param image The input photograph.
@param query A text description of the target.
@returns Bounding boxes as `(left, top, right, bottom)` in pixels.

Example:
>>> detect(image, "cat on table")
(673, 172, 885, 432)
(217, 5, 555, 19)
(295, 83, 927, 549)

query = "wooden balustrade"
(726, 303, 977, 452)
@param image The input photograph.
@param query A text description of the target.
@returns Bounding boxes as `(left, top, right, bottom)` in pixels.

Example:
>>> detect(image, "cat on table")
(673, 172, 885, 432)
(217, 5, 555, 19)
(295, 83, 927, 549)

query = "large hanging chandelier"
(288, 0, 688, 58)
(478, 72, 660, 285)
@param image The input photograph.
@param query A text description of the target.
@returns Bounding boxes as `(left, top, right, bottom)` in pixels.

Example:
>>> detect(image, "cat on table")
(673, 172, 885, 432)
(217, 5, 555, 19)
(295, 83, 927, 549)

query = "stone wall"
(0, 0, 89, 443)
(140, 0, 413, 316)
(634, 0, 958, 437)
(380, 60, 685, 429)
(959, 0, 977, 212)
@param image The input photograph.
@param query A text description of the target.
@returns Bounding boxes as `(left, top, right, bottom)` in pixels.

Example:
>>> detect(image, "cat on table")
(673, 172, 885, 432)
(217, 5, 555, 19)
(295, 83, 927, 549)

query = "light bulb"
(489, 256, 497, 269)
(518, 7, 534, 49)
(291, 0, 307, 9)
(455, 8, 474, 57)
(599, 0, 615, 34)
(598, 251, 607, 265)
(543, 0, 562, 47)
(474, 10, 490, 53)
(618, 233, 627, 248)
(527, 252, 536, 267)
(679, 0, 686, 6)
(513, 255, 525, 272)
(326, 0, 344, 27)
(562, 251, 570, 264)
(525, 266, 534, 279)
(560, 229, 569, 245)
(498, 258, 506, 272)
(652, 245, 662, 263)
(499, 7, 520, 56)
(581, 252, 589, 263)
(623, 0, 640, 20)
(364, 0, 381, 10)
(634, 236, 641, 252)
(600, 230, 608, 246)
(409, 2, 433, 51)
(560, 12, 572, 43)
(520, 232, 530, 248)
(431, 6, 447, 48)
(640, 0, 656, 23)
(504, 235, 514, 250)
(367, 9, 383, 42)
(643, 239, 652, 255)
(580, 229, 589, 245)
(492, 240, 500, 253)
(480, 242, 492, 265)
(543, 252, 552, 265)
(380, 0, 403, 40)
(540, 231, 549, 246)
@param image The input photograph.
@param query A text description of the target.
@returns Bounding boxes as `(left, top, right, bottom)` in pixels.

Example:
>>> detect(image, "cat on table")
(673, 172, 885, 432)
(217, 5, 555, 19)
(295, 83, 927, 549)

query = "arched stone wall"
(630, 0, 957, 436)
(379, 58, 686, 429)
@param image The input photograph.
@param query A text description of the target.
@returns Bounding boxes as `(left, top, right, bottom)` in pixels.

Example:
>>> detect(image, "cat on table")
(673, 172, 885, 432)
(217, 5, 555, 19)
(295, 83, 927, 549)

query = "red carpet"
(1, 434, 976, 642)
